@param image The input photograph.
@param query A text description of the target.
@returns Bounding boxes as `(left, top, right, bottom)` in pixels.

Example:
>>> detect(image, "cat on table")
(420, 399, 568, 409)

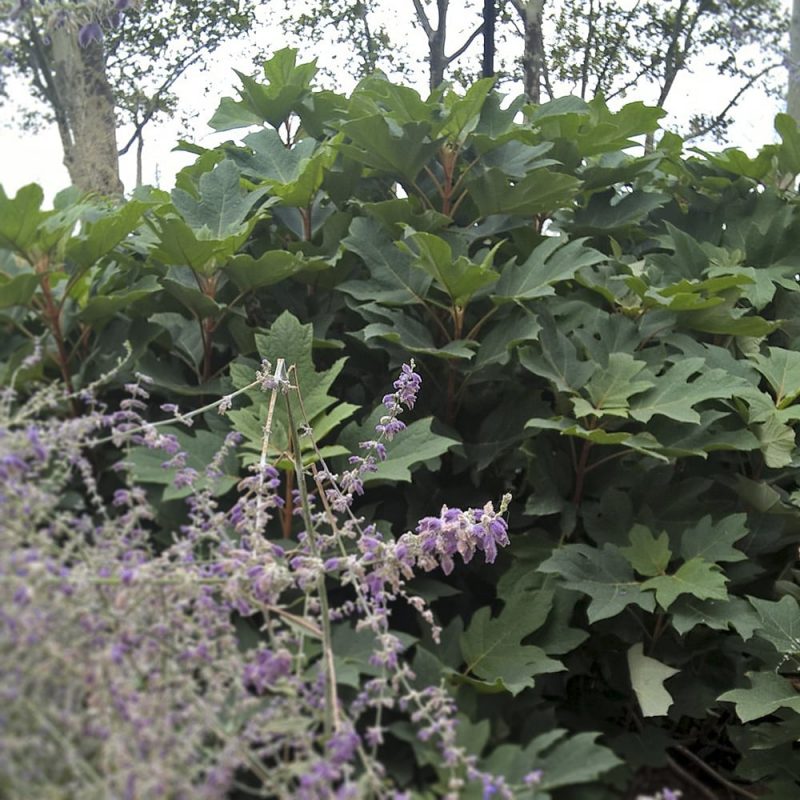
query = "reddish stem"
(572, 439, 593, 507)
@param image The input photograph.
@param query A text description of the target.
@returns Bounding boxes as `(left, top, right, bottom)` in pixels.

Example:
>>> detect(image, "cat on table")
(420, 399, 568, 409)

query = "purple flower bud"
(78, 22, 103, 48)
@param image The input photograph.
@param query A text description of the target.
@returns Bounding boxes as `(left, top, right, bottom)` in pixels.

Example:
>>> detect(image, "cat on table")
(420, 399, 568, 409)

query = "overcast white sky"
(0, 0, 793, 200)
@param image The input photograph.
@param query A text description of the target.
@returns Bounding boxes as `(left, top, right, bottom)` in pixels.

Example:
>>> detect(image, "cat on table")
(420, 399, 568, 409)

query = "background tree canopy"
(0, 0, 794, 195)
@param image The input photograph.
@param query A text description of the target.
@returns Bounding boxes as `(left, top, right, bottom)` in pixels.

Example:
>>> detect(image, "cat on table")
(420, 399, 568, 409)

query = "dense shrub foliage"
(3, 48, 800, 798)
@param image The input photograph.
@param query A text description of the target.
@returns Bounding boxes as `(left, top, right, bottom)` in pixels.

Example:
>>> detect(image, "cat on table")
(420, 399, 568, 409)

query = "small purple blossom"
(523, 769, 543, 786)
(242, 647, 292, 694)
(78, 22, 103, 48)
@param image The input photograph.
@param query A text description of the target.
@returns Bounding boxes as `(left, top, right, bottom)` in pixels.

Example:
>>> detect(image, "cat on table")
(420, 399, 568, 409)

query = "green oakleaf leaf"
(679, 513, 748, 564)
(66, 200, 148, 270)
(670, 596, 761, 638)
(339, 117, 441, 183)
(338, 411, 458, 484)
(518, 315, 596, 393)
(538, 544, 656, 623)
(340, 217, 431, 305)
(469, 167, 581, 217)
(525, 730, 623, 791)
(399, 230, 499, 305)
(630, 357, 748, 424)
(0, 183, 48, 255)
(719, 671, 800, 723)
(753, 347, 800, 409)
(229, 129, 337, 207)
(471, 728, 621, 793)
(228, 311, 358, 465)
(627, 643, 679, 717)
(620, 525, 671, 577)
(571, 352, 654, 418)
(755, 412, 796, 468)
(224, 250, 323, 291)
(460, 597, 564, 695)
(749, 595, 800, 655)
(641, 558, 728, 610)
(171, 160, 268, 239)
(209, 49, 317, 130)
(493, 236, 605, 302)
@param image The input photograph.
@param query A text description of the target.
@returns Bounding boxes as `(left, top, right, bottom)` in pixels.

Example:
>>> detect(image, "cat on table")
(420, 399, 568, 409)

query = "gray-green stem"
(284, 379, 340, 735)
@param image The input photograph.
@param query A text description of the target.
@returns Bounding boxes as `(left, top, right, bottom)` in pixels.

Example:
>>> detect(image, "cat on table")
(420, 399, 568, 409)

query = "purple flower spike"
(393, 362, 422, 409)
(78, 22, 103, 48)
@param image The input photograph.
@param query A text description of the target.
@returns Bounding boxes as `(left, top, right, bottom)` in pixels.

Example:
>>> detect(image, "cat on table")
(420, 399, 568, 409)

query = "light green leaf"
(339, 117, 441, 182)
(533, 731, 624, 791)
(469, 167, 581, 217)
(460, 598, 564, 695)
(572, 352, 654, 418)
(482, 729, 622, 793)
(749, 595, 800, 655)
(670, 596, 761, 638)
(338, 412, 458, 484)
(231, 129, 318, 184)
(209, 49, 317, 130)
(0, 183, 47, 254)
(207, 96, 263, 132)
(340, 217, 431, 305)
(399, 230, 499, 305)
(538, 544, 656, 623)
(630, 357, 748, 424)
(230, 129, 336, 207)
(435, 78, 494, 143)
(679, 514, 748, 564)
(518, 316, 596, 393)
(224, 250, 322, 291)
(494, 236, 605, 302)
(152, 217, 247, 275)
(627, 643, 679, 717)
(66, 200, 148, 269)
(228, 311, 358, 464)
(719, 671, 800, 723)
(473, 311, 541, 369)
(755, 413, 796, 468)
(620, 525, 671, 578)
(171, 160, 268, 239)
(753, 347, 800, 409)
(642, 558, 728, 610)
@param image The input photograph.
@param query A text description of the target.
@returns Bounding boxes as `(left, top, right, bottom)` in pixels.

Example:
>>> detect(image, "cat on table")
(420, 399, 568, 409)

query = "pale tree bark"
(789, 0, 800, 123)
(49, 27, 123, 196)
(510, 0, 547, 104)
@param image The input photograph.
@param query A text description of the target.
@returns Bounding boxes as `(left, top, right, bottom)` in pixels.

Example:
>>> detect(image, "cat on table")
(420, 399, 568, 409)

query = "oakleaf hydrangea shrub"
(0, 359, 520, 799)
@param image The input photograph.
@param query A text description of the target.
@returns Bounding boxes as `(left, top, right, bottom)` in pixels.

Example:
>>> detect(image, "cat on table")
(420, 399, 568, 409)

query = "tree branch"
(411, 0, 435, 40)
(117, 49, 204, 157)
(683, 62, 783, 141)
(445, 22, 484, 65)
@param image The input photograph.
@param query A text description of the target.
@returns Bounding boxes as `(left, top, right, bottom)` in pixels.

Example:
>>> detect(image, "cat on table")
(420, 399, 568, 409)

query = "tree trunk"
(49, 27, 123, 196)
(482, 0, 496, 78)
(515, 0, 546, 104)
(790, 0, 800, 123)
(430, 27, 447, 88)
